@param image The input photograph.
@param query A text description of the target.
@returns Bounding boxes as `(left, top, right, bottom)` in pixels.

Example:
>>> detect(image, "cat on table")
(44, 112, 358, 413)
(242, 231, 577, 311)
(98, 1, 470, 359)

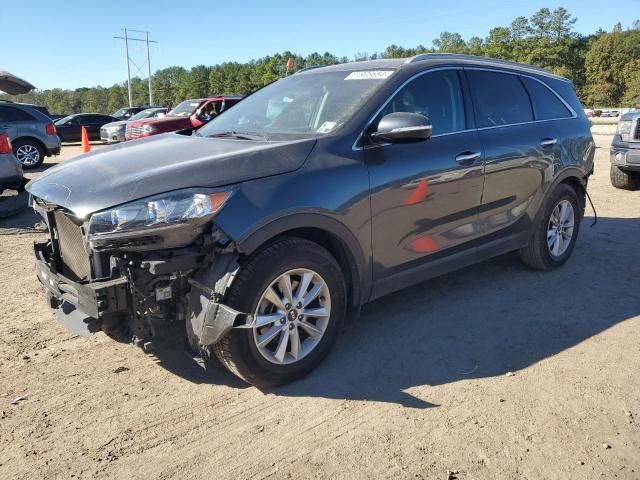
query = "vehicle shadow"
(79, 215, 640, 406)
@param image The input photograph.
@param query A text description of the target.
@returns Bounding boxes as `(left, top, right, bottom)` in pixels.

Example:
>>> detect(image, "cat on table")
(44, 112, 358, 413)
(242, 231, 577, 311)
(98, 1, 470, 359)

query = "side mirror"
(371, 112, 432, 143)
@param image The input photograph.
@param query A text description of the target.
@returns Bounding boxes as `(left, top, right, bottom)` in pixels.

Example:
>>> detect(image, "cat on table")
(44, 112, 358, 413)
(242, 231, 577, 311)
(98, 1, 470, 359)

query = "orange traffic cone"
(81, 126, 91, 153)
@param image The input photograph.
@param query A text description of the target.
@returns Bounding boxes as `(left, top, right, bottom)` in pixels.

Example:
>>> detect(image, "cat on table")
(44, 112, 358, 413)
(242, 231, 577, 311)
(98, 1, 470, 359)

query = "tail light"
(45, 122, 57, 136)
(0, 132, 12, 154)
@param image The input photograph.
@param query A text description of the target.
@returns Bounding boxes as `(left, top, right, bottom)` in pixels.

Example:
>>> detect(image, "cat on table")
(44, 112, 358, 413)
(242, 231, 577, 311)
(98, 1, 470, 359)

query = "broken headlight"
(88, 189, 231, 236)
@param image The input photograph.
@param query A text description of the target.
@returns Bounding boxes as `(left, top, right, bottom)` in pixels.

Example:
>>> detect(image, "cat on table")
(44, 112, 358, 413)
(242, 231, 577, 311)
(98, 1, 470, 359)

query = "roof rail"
(406, 53, 552, 74)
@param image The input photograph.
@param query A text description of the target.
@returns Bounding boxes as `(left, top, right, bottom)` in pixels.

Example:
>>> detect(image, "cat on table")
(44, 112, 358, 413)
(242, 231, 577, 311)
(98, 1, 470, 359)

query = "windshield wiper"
(205, 131, 268, 141)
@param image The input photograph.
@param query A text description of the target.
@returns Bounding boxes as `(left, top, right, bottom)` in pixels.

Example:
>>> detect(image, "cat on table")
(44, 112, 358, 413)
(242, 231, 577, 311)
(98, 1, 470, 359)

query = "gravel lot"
(1, 137, 639, 480)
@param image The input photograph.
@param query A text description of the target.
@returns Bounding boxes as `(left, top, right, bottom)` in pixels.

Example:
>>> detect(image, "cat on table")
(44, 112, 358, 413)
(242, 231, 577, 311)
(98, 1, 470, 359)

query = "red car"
(125, 96, 242, 140)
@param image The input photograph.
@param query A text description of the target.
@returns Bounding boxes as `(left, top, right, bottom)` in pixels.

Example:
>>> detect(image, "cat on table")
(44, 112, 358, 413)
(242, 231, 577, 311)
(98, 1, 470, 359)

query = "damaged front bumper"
(35, 237, 252, 349)
(35, 241, 128, 336)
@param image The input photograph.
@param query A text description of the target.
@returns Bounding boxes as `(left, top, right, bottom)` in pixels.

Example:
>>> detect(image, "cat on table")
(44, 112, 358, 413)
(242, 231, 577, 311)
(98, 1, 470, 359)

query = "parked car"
(0, 100, 60, 169)
(601, 110, 620, 118)
(54, 113, 118, 142)
(101, 107, 168, 143)
(586, 109, 602, 118)
(27, 54, 594, 387)
(0, 132, 24, 193)
(111, 106, 159, 121)
(125, 96, 242, 140)
(610, 111, 640, 189)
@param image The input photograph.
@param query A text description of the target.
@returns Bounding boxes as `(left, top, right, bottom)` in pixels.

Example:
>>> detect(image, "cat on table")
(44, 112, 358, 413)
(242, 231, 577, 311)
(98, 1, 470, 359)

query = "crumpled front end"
(30, 195, 248, 352)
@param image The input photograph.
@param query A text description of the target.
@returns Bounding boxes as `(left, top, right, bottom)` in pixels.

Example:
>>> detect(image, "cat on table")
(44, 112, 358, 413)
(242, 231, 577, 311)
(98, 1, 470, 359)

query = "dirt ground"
(1, 137, 638, 480)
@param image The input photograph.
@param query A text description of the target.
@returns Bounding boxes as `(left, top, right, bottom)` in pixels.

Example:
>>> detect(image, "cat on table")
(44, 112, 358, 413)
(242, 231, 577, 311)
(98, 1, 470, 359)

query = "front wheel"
(520, 184, 581, 270)
(212, 238, 346, 387)
(610, 165, 640, 190)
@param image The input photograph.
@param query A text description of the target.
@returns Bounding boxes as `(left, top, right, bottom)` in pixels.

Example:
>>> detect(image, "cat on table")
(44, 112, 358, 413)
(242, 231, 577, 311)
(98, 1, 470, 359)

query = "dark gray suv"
(27, 54, 594, 386)
(0, 100, 61, 168)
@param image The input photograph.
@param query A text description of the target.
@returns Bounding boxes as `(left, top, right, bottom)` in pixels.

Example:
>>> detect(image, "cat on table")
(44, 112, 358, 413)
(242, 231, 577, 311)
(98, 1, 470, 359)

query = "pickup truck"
(125, 96, 242, 140)
(611, 111, 640, 190)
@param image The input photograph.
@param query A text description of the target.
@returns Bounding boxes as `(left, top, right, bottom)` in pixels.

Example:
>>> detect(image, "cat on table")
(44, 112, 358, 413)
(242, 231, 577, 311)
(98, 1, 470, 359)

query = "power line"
(113, 28, 158, 107)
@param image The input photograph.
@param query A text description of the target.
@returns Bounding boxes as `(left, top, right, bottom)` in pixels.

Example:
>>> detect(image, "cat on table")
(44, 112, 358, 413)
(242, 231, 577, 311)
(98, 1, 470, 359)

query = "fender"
(230, 211, 372, 309)
(532, 166, 589, 227)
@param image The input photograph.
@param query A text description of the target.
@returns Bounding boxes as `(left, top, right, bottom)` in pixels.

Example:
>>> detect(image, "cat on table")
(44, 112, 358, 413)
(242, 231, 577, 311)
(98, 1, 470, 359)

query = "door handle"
(455, 151, 482, 164)
(540, 138, 557, 148)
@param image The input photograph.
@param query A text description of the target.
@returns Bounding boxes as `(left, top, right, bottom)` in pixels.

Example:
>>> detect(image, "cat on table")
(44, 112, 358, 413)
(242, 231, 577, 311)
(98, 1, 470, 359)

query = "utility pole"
(113, 29, 158, 107)
(145, 31, 153, 105)
(123, 28, 132, 107)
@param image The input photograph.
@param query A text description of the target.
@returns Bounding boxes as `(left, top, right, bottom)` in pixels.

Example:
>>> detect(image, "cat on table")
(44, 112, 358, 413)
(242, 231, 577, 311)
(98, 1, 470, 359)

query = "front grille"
(53, 211, 91, 281)
(125, 125, 143, 139)
(100, 128, 108, 141)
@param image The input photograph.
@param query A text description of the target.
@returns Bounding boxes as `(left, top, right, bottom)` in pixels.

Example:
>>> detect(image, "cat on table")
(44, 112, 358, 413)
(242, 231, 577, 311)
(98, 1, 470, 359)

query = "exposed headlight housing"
(616, 120, 632, 141)
(141, 124, 156, 133)
(88, 189, 231, 237)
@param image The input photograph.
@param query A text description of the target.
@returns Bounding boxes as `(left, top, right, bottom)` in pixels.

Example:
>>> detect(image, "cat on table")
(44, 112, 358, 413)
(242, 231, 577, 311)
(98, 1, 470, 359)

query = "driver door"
(365, 69, 485, 293)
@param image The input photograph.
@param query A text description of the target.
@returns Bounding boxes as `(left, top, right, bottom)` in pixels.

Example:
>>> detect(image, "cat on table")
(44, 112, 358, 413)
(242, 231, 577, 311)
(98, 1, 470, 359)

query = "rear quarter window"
(521, 76, 572, 120)
(466, 70, 533, 128)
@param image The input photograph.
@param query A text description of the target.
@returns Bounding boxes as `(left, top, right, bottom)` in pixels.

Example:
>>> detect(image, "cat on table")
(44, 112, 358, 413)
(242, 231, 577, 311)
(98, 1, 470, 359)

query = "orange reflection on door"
(402, 178, 429, 206)
(408, 235, 440, 253)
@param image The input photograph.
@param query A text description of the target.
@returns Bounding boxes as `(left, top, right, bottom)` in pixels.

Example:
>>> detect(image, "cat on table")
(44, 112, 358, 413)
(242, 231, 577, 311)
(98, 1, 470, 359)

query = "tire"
(520, 183, 581, 270)
(13, 139, 44, 169)
(212, 237, 346, 387)
(610, 165, 640, 190)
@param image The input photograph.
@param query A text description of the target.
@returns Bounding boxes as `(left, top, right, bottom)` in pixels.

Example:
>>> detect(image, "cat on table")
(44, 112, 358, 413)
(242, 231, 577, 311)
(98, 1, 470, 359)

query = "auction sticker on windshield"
(345, 70, 394, 80)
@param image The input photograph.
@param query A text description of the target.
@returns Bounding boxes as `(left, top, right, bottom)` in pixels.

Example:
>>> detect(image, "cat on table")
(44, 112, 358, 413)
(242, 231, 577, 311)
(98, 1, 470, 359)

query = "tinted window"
(380, 70, 465, 136)
(467, 70, 533, 127)
(521, 77, 572, 120)
(0, 106, 35, 122)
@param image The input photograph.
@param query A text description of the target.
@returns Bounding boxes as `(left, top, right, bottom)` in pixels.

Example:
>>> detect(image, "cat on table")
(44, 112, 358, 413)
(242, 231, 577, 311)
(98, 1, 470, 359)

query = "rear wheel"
(13, 139, 44, 169)
(213, 238, 346, 387)
(520, 184, 581, 270)
(610, 165, 640, 190)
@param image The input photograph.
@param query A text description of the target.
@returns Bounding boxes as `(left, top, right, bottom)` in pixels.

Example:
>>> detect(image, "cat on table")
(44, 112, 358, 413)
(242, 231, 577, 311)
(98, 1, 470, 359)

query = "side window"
(0, 106, 35, 122)
(521, 76, 572, 120)
(379, 70, 465, 136)
(466, 70, 533, 128)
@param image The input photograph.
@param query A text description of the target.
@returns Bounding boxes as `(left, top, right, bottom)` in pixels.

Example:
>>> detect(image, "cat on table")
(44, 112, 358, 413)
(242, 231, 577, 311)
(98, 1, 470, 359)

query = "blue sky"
(2, 0, 637, 90)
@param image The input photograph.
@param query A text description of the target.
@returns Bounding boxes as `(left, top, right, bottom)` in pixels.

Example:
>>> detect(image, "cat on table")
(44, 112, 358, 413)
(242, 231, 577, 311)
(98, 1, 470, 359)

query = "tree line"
(3, 8, 639, 114)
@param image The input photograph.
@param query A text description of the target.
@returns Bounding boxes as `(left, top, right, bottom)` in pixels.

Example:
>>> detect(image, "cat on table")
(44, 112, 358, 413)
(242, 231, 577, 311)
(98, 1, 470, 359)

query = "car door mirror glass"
(371, 112, 432, 143)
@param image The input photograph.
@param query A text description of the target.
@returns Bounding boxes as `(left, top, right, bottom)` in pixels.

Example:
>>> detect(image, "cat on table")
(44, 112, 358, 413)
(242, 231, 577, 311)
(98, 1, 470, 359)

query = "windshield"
(112, 108, 129, 118)
(54, 115, 74, 125)
(168, 100, 202, 118)
(130, 108, 160, 121)
(198, 70, 394, 140)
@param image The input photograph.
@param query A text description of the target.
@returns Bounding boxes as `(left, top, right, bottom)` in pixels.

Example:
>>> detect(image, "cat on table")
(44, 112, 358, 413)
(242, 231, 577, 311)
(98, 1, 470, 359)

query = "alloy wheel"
(16, 144, 40, 166)
(252, 268, 331, 365)
(547, 199, 575, 257)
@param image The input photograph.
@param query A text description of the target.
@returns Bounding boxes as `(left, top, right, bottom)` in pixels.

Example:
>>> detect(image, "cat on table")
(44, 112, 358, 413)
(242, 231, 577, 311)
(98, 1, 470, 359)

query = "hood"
(620, 112, 639, 121)
(129, 115, 187, 127)
(102, 120, 127, 129)
(27, 133, 316, 218)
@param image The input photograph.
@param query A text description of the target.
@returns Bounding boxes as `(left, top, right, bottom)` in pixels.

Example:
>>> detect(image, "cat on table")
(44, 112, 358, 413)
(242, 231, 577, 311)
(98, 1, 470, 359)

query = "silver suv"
(0, 100, 61, 169)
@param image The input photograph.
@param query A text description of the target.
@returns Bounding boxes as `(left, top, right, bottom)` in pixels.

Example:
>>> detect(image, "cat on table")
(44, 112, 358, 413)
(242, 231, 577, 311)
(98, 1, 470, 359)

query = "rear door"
(465, 68, 562, 250)
(0, 105, 28, 141)
(366, 68, 485, 288)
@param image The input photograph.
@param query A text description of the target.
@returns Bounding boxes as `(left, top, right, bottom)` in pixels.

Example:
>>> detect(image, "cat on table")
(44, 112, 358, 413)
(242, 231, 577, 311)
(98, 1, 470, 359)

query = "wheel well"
(250, 227, 361, 313)
(13, 136, 47, 155)
(560, 176, 586, 211)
